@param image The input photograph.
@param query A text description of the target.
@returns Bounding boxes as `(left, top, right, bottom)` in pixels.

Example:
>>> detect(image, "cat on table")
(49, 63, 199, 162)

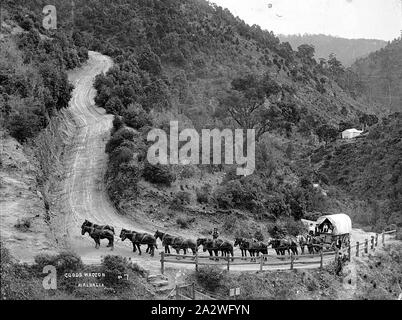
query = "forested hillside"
(311, 113, 402, 231)
(353, 38, 402, 113)
(279, 34, 387, 67)
(0, 3, 88, 142)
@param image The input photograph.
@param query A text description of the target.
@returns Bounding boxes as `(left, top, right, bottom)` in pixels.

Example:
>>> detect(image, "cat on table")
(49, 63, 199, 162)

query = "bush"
(196, 266, 226, 292)
(172, 191, 191, 207)
(14, 218, 32, 232)
(254, 230, 264, 241)
(142, 163, 176, 186)
(196, 185, 210, 204)
(105, 127, 137, 154)
(101, 255, 130, 289)
(176, 217, 193, 229)
(112, 115, 124, 133)
(34, 251, 83, 275)
(121, 103, 153, 130)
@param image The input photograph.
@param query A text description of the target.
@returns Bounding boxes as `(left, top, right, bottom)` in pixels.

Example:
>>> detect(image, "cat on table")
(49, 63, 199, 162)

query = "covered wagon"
(315, 214, 352, 249)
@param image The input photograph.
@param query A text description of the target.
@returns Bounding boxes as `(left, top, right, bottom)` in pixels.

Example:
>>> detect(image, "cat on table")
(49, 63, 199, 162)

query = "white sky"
(211, 0, 402, 40)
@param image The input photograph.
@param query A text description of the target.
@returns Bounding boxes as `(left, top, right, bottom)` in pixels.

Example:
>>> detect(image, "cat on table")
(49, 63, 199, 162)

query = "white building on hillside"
(342, 128, 363, 139)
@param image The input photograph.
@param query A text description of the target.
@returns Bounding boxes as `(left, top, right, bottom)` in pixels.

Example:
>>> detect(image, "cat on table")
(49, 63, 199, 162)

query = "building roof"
(316, 214, 352, 235)
(342, 128, 363, 133)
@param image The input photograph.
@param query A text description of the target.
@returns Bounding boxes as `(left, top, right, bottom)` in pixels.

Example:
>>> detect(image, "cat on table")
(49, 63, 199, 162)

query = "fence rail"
(160, 230, 397, 274)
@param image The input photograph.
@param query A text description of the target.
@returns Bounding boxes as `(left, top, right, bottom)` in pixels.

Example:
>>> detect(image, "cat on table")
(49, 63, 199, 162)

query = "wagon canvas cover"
(316, 214, 352, 235)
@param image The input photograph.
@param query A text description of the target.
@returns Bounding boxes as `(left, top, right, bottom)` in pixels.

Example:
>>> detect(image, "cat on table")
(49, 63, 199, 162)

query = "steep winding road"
(63, 51, 159, 272)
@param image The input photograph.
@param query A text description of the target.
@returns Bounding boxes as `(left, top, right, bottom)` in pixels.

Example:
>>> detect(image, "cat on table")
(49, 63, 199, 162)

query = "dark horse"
(235, 238, 267, 261)
(82, 219, 115, 234)
(234, 237, 249, 259)
(268, 237, 299, 255)
(171, 238, 198, 255)
(197, 238, 219, 258)
(154, 230, 186, 254)
(120, 229, 157, 257)
(81, 225, 114, 250)
(306, 235, 323, 254)
(197, 238, 233, 260)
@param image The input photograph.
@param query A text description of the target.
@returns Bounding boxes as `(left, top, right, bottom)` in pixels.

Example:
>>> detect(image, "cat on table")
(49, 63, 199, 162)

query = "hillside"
(310, 113, 402, 231)
(353, 38, 402, 113)
(279, 34, 387, 67)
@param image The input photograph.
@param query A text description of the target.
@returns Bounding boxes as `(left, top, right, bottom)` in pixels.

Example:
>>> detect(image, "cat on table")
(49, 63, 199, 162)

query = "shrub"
(222, 215, 237, 233)
(196, 187, 210, 204)
(254, 230, 264, 241)
(176, 217, 190, 229)
(196, 266, 226, 292)
(142, 163, 176, 186)
(121, 103, 152, 130)
(172, 191, 191, 206)
(101, 255, 130, 289)
(14, 218, 32, 232)
(112, 115, 124, 133)
(105, 127, 137, 154)
(34, 251, 83, 275)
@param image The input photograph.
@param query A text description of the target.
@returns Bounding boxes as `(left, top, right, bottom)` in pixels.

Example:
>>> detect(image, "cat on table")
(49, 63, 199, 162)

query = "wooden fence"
(160, 230, 397, 274)
(166, 283, 221, 300)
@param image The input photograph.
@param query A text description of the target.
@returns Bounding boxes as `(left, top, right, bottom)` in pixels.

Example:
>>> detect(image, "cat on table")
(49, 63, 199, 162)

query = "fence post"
(260, 255, 264, 272)
(160, 252, 165, 275)
(290, 252, 294, 270)
(195, 251, 198, 272)
(382, 232, 385, 246)
(348, 245, 351, 262)
(192, 283, 195, 300)
(227, 257, 230, 271)
(375, 234, 378, 247)
(364, 239, 368, 254)
(175, 284, 179, 300)
(320, 248, 324, 269)
(371, 236, 374, 250)
(356, 242, 360, 257)
(335, 247, 339, 263)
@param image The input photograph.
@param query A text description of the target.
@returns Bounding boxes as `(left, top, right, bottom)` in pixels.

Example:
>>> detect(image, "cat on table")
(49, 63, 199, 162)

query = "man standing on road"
(212, 228, 220, 239)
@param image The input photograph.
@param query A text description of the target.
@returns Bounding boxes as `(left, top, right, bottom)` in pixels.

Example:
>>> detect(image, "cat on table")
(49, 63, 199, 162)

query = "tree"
(121, 103, 152, 130)
(297, 44, 315, 63)
(359, 114, 379, 128)
(138, 47, 162, 76)
(218, 73, 282, 140)
(316, 124, 339, 145)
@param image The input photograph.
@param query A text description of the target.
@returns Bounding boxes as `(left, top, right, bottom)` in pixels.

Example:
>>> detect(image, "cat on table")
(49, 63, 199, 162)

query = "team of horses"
(80, 220, 325, 258)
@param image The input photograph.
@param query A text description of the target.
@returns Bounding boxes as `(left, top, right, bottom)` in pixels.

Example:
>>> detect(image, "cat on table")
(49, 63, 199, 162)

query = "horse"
(171, 238, 198, 255)
(306, 235, 323, 254)
(297, 234, 308, 254)
(268, 237, 298, 255)
(234, 237, 249, 259)
(81, 225, 114, 250)
(82, 219, 115, 234)
(120, 229, 157, 257)
(219, 241, 234, 258)
(197, 238, 222, 259)
(239, 239, 267, 261)
(154, 230, 183, 254)
(234, 238, 266, 261)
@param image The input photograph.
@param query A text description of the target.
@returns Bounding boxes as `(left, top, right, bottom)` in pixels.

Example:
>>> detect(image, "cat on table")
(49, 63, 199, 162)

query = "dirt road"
(62, 51, 162, 273)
